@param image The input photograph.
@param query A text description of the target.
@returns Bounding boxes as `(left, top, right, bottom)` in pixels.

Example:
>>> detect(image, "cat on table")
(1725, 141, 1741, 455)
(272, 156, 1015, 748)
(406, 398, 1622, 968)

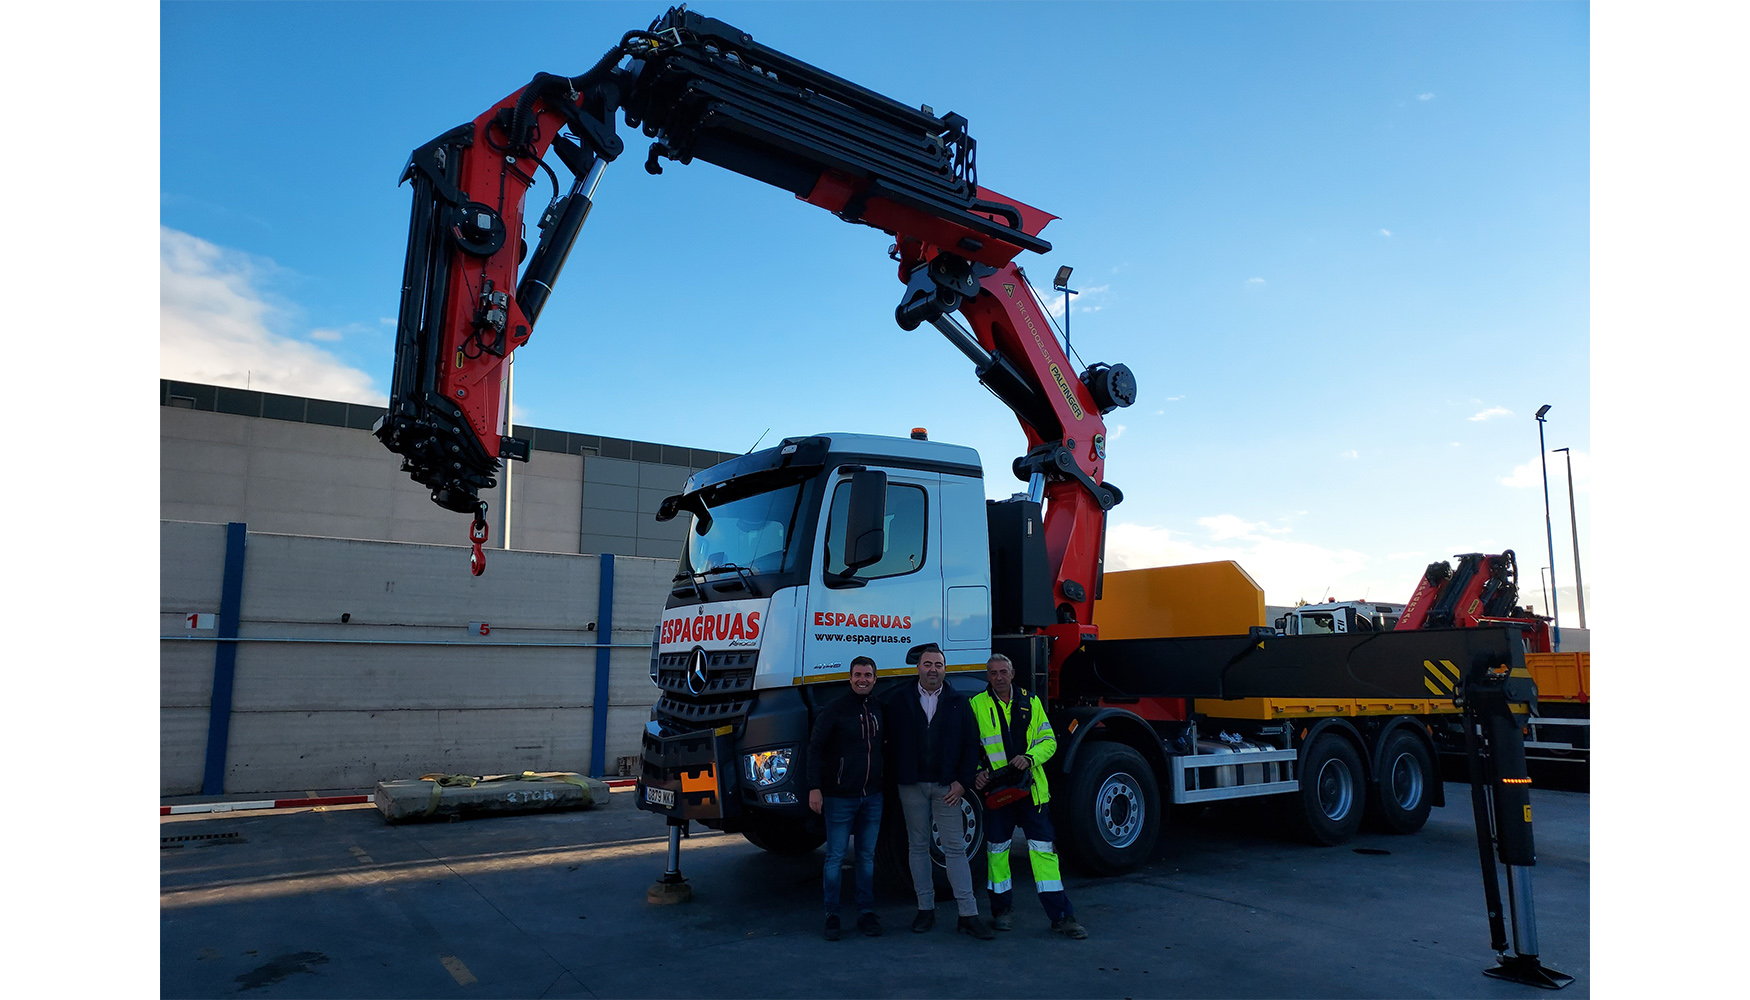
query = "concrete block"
(161, 708, 214, 795)
(161, 641, 217, 708)
(161, 521, 227, 609)
(161, 440, 251, 478)
(161, 468, 249, 509)
(222, 707, 594, 793)
(373, 772, 608, 823)
(228, 642, 598, 712)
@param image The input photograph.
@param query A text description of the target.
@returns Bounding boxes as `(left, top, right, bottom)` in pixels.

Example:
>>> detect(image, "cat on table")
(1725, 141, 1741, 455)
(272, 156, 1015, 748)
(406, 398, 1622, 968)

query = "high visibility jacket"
(970, 687, 1057, 807)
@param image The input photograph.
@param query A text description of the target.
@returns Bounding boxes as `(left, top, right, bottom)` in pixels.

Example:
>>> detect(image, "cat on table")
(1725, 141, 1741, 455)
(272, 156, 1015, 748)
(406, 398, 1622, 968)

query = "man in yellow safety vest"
(970, 653, 1088, 939)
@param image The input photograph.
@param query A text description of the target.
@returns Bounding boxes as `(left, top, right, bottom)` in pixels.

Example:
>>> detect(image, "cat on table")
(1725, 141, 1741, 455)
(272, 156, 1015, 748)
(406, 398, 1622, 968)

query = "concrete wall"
(161, 521, 672, 796)
(160, 378, 737, 557)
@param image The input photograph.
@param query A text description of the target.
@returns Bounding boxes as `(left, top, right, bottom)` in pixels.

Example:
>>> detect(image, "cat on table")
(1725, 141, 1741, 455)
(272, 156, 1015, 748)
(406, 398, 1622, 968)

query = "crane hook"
(469, 503, 490, 576)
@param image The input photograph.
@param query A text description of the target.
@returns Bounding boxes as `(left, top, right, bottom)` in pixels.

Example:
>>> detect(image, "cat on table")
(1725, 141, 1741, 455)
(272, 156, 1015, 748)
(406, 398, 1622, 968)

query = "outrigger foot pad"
(646, 874, 692, 905)
(1483, 955, 1574, 990)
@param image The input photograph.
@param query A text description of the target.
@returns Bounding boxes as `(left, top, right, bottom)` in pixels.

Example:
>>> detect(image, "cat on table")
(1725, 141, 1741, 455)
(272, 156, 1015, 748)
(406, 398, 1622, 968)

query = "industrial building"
(160, 379, 730, 797)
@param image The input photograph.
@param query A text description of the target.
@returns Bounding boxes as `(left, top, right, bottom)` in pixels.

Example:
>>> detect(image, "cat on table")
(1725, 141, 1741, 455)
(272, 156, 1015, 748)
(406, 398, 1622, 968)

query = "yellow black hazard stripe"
(1423, 659, 1462, 698)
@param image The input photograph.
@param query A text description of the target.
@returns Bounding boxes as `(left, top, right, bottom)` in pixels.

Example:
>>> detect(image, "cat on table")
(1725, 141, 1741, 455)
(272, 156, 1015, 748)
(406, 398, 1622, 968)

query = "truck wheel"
(1278, 733, 1364, 846)
(1366, 730, 1434, 834)
(1062, 742, 1160, 875)
(741, 814, 825, 856)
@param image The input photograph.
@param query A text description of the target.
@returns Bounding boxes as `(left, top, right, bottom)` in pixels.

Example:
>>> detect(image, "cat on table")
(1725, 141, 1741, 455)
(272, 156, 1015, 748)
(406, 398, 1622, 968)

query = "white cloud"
(1449, 441, 1462, 447)
(1379, 228, 1392, 237)
(1500, 450, 1590, 492)
(1196, 514, 1290, 541)
(1108, 423, 1127, 441)
(1418, 92, 1435, 101)
(1341, 449, 1359, 459)
(1246, 277, 1265, 285)
(1164, 395, 1184, 402)
(1469, 406, 1512, 422)
(160, 226, 382, 403)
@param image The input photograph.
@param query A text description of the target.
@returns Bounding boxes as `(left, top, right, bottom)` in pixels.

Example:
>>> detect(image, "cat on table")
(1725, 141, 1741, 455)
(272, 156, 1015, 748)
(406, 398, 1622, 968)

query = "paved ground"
(161, 778, 1589, 998)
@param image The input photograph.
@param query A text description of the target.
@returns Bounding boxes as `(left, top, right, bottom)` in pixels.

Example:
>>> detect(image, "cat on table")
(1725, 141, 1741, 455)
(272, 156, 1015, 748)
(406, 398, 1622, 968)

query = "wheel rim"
(1315, 757, 1354, 821)
(930, 798, 981, 869)
(1097, 771, 1145, 849)
(1388, 750, 1424, 810)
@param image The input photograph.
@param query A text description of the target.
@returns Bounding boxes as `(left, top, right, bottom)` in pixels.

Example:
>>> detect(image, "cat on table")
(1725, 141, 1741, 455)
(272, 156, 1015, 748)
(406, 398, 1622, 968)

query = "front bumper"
(634, 721, 740, 822)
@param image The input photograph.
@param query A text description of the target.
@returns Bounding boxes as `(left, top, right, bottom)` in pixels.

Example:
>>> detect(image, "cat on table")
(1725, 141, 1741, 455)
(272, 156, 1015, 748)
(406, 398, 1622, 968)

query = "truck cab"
(636, 432, 994, 840)
(1275, 601, 1405, 635)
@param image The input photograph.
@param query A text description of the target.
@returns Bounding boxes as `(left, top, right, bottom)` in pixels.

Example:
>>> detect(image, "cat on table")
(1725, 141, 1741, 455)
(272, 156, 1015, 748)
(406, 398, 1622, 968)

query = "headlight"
(742, 748, 793, 787)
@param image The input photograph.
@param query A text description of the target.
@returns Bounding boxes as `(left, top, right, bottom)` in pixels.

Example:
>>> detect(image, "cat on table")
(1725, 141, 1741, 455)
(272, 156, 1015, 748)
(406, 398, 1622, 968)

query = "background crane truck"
(373, 6, 1569, 987)
(1275, 553, 1590, 767)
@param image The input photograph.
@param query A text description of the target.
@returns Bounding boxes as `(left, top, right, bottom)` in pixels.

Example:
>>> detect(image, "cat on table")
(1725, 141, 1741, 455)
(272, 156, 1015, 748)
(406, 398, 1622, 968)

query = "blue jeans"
(822, 792, 883, 915)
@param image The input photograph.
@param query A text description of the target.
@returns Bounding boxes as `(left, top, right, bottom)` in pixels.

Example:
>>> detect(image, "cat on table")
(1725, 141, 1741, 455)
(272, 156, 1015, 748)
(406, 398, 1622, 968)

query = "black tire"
(1061, 742, 1160, 875)
(1366, 730, 1434, 835)
(1278, 733, 1365, 846)
(873, 788, 986, 896)
(740, 813, 825, 856)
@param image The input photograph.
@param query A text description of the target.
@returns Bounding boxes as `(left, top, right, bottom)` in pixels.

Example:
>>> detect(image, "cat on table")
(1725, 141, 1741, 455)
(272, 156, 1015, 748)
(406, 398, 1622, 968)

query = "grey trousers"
(896, 782, 978, 916)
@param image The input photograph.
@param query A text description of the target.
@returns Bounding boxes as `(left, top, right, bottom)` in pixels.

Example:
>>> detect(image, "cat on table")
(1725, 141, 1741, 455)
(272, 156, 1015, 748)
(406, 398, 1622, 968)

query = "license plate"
(645, 785, 675, 808)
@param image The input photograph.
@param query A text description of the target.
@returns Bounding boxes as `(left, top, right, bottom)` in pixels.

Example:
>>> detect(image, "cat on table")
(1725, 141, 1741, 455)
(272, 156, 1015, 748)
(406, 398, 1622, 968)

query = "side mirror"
(842, 470, 887, 570)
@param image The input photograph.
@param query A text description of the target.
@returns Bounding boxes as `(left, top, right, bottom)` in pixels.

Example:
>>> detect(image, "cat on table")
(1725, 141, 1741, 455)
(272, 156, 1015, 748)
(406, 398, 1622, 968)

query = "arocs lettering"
(663, 611, 761, 645)
(812, 612, 913, 629)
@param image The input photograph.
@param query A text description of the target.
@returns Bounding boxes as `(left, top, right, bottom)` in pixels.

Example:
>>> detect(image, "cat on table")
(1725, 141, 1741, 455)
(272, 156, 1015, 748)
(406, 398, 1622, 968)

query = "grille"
(654, 649, 759, 724)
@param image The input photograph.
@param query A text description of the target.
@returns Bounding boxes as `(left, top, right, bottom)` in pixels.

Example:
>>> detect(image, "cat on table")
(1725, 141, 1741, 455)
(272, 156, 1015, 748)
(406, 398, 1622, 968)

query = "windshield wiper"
(699, 563, 761, 596)
(671, 570, 706, 601)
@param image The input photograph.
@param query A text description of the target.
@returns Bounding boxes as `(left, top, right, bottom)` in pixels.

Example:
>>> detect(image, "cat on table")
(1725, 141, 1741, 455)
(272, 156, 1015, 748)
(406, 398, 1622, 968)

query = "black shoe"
(824, 914, 841, 941)
(910, 909, 935, 933)
(1050, 917, 1088, 939)
(990, 910, 1013, 931)
(857, 912, 882, 937)
(957, 915, 995, 940)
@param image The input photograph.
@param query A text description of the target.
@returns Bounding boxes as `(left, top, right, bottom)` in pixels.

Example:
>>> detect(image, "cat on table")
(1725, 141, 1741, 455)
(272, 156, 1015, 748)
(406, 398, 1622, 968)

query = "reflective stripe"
(1027, 736, 1052, 749)
(989, 877, 1013, 893)
(1035, 879, 1063, 892)
(980, 735, 1005, 747)
(988, 841, 1011, 855)
(1027, 839, 1055, 855)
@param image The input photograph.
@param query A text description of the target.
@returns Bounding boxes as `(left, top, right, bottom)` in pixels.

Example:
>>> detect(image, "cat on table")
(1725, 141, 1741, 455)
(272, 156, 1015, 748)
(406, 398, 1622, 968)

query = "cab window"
(823, 482, 927, 579)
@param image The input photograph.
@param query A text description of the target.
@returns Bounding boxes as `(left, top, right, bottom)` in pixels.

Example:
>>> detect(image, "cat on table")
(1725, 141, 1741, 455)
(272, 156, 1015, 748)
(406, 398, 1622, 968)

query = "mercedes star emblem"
(685, 647, 709, 696)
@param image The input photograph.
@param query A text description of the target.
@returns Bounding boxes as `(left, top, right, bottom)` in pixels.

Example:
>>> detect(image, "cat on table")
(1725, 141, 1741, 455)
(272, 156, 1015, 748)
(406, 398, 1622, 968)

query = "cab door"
(800, 468, 941, 685)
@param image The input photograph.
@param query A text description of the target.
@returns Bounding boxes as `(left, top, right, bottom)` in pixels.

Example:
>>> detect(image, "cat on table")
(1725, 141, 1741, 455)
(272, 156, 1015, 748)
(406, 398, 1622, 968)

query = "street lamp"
(1552, 447, 1586, 629)
(1052, 265, 1077, 354)
(1534, 405, 1560, 648)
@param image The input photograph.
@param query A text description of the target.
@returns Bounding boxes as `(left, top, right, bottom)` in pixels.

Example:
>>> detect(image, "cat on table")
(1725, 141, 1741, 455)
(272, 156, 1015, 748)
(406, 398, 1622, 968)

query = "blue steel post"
(590, 553, 615, 778)
(202, 522, 248, 796)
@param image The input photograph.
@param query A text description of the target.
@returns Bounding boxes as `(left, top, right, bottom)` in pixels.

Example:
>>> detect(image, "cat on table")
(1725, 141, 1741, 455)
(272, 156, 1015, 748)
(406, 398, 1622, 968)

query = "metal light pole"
(1552, 447, 1586, 629)
(1534, 405, 1560, 648)
(1053, 265, 1077, 354)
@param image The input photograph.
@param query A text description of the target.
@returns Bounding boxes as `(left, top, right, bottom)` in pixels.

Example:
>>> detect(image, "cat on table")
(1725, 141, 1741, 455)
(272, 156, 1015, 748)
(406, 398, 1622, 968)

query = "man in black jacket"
(806, 655, 885, 940)
(883, 644, 994, 940)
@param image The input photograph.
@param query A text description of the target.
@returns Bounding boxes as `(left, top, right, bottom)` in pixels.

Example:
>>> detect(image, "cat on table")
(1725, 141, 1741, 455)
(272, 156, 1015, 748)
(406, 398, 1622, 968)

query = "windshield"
(679, 480, 813, 577)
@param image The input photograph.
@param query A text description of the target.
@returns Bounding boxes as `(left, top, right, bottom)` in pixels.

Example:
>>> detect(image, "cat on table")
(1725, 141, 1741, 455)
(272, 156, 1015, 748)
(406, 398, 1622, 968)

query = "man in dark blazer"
(883, 643, 993, 939)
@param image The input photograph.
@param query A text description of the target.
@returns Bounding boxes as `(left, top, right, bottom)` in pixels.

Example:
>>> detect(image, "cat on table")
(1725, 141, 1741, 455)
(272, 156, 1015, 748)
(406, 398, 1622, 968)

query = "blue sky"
(159, 1, 1591, 616)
